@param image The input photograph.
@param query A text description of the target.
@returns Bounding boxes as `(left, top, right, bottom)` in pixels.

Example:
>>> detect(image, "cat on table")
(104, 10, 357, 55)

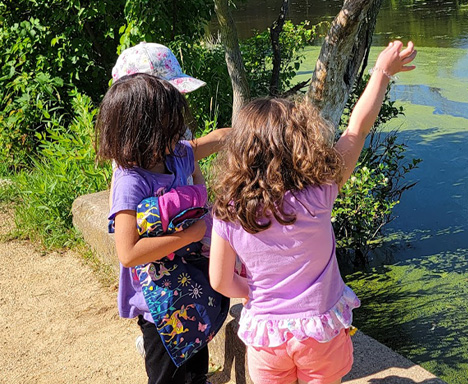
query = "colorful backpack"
(134, 188, 230, 367)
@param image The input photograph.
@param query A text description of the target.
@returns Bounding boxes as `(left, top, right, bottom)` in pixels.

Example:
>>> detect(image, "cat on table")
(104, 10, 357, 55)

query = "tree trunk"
(214, 0, 250, 122)
(307, 0, 383, 128)
(269, 0, 289, 96)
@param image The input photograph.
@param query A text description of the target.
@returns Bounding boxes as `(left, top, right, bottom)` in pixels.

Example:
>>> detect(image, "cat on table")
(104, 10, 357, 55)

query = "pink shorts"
(247, 329, 353, 384)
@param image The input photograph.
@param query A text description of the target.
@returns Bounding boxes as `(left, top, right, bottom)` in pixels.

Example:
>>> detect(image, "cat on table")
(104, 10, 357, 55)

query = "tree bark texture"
(269, 0, 290, 96)
(214, 0, 250, 122)
(307, 0, 383, 128)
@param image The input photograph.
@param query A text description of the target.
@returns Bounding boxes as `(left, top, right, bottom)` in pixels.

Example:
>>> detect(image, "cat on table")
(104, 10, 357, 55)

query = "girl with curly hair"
(209, 41, 417, 384)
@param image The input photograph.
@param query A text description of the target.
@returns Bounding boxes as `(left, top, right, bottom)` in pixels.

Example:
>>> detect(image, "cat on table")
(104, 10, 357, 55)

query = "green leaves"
(333, 78, 422, 264)
(5, 91, 111, 248)
(241, 20, 317, 97)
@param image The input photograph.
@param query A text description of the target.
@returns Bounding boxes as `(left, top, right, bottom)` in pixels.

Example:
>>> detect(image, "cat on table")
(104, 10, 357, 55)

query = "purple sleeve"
(172, 140, 195, 181)
(108, 169, 151, 220)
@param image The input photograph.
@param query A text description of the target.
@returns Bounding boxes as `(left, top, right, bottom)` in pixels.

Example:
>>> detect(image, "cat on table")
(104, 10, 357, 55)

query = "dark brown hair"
(212, 98, 343, 234)
(95, 73, 189, 170)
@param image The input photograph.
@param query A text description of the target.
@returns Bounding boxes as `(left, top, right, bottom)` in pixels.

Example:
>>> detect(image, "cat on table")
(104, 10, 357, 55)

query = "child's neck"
(147, 162, 167, 174)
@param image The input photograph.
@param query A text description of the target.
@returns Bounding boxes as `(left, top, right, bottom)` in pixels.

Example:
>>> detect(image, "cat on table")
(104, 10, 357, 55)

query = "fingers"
(401, 49, 417, 64)
(387, 40, 414, 57)
(376, 40, 417, 75)
(387, 40, 417, 71)
(400, 65, 416, 72)
(400, 41, 414, 57)
(383, 40, 398, 53)
(391, 40, 403, 51)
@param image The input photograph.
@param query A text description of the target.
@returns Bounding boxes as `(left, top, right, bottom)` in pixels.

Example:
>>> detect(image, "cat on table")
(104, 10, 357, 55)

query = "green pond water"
(219, 1, 468, 382)
(356, 48, 468, 384)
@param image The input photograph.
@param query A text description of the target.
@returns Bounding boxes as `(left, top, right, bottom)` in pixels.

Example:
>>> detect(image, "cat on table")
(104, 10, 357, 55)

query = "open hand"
(375, 41, 417, 76)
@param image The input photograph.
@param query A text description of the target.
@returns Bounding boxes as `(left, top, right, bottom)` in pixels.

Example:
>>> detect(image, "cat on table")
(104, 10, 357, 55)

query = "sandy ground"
(0, 210, 147, 383)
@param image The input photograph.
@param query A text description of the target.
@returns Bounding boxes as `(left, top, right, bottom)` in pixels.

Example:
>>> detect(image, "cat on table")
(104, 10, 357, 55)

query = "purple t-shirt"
(109, 141, 194, 323)
(213, 183, 348, 318)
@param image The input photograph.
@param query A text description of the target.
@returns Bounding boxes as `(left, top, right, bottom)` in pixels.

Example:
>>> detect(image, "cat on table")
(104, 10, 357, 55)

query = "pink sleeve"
(322, 183, 339, 208)
(306, 183, 338, 210)
(158, 184, 207, 231)
(212, 216, 230, 242)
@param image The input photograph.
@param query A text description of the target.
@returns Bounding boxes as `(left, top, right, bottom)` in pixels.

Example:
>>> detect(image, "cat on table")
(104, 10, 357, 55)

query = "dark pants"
(138, 315, 208, 384)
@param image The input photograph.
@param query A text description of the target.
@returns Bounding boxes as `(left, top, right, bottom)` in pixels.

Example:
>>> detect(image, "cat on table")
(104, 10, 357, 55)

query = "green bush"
(241, 20, 318, 97)
(173, 39, 232, 130)
(11, 91, 111, 247)
(0, 70, 66, 170)
(168, 21, 319, 129)
(0, 1, 320, 163)
(119, 0, 214, 51)
(0, 1, 216, 169)
(332, 77, 421, 264)
(0, 18, 65, 170)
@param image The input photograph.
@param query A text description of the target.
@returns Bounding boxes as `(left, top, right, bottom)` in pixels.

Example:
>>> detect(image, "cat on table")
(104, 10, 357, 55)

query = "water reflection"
(374, 0, 468, 48)
(390, 84, 468, 118)
(453, 52, 468, 78)
(218, 0, 468, 49)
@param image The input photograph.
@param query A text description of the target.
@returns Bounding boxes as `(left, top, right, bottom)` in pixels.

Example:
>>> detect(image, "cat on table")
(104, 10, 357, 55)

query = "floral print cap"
(112, 42, 206, 94)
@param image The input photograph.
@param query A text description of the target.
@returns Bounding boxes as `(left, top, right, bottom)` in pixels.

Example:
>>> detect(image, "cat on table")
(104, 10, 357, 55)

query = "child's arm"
(335, 41, 417, 189)
(209, 230, 249, 299)
(192, 162, 205, 185)
(190, 128, 231, 161)
(114, 210, 206, 267)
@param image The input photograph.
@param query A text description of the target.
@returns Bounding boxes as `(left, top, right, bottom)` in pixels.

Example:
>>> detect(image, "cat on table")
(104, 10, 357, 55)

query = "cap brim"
(168, 75, 206, 94)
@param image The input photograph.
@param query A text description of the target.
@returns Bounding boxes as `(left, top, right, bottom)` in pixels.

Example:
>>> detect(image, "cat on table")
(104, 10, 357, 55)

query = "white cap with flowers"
(112, 42, 206, 94)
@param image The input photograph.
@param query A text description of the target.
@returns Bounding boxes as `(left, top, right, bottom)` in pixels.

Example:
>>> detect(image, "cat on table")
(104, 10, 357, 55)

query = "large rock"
(72, 191, 446, 384)
(72, 190, 119, 274)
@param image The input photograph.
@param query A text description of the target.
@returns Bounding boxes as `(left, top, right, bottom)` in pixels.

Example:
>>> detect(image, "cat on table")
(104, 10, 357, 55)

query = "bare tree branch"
(269, 0, 289, 96)
(280, 78, 310, 98)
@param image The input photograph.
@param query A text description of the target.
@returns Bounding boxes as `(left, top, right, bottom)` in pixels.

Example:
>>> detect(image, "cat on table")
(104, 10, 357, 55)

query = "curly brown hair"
(212, 98, 343, 234)
(95, 73, 190, 170)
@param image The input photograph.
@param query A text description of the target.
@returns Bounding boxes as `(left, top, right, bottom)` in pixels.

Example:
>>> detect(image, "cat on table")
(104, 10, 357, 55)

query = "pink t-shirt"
(213, 183, 360, 347)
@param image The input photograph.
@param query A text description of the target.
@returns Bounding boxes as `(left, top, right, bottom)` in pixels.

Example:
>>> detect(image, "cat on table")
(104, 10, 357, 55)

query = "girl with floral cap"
(99, 42, 230, 384)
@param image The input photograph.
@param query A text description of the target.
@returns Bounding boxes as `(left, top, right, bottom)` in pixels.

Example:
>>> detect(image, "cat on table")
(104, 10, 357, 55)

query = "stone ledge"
(72, 190, 119, 274)
(72, 191, 447, 384)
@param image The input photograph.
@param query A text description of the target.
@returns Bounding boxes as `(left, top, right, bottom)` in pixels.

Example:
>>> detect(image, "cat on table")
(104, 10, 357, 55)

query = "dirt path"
(0, 210, 147, 383)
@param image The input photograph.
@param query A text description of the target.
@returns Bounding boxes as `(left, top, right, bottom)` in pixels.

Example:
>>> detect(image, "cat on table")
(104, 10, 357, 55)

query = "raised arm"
(335, 41, 417, 189)
(190, 127, 231, 161)
(114, 210, 206, 267)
